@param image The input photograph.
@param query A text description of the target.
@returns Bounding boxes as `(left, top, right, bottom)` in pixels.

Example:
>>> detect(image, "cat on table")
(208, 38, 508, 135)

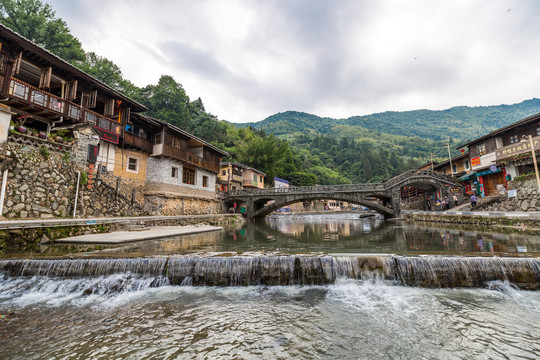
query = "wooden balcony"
(8, 77, 120, 134)
(243, 179, 259, 188)
(154, 143, 219, 173)
(124, 132, 153, 153)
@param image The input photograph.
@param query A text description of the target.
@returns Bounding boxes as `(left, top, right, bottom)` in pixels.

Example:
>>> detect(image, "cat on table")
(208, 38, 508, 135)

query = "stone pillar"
(246, 199, 254, 220)
(391, 189, 402, 218)
(0, 104, 15, 146)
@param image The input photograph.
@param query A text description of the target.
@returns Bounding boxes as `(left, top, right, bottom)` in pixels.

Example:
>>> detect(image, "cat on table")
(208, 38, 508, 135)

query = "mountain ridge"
(236, 98, 540, 141)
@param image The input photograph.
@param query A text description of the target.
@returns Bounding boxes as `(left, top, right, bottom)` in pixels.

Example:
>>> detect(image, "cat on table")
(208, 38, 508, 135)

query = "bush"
(39, 146, 49, 159)
(514, 172, 535, 182)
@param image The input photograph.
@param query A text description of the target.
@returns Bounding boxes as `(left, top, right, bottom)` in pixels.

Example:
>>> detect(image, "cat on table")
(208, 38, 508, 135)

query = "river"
(1, 213, 539, 359)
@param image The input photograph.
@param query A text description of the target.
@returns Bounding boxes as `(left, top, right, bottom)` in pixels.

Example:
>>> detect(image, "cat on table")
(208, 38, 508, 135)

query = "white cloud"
(47, 0, 540, 123)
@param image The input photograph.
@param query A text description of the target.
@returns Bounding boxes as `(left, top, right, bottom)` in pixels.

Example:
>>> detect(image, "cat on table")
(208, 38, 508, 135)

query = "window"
(99, 117, 110, 131)
(172, 167, 178, 178)
(183, 167, 195, 185)
(260, 176, 263, 182)
(202, 175, 208, 187)
(222, 170, 226, 176)
(537, 128, 540, 137)
(125, 124, 140, 136)
(127, 156, 139, 174)
(155, 133, 162, 144)
(452, 164, 457, 173)
(509, 135, 518, 144)
(477, 143, 486, 156)
(442, 168, 447, 175)
(464, 159, 470, 170)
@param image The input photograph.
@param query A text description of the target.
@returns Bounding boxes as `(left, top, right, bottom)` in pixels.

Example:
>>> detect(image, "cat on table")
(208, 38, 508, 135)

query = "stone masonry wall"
(480, 177, 540, 212)
(144, 195, 222, 216)
(1, 135, 149, 219)
(3, 138, 77, 219)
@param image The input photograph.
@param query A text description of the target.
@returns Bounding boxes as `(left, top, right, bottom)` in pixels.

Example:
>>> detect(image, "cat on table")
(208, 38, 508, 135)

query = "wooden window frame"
(182, 167, 195, 185)
(477, 143, 486, 156)
(172, 166, 178, 178)
(202, 175, 208, 187)
(126, 156, 139, 174)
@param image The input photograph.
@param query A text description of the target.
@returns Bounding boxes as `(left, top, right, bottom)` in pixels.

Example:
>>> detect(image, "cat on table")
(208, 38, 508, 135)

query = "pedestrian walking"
(470, 194, 477, 208)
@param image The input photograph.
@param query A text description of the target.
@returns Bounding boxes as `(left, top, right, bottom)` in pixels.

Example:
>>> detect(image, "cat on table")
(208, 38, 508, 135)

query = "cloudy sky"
(47, 0, 538, 123)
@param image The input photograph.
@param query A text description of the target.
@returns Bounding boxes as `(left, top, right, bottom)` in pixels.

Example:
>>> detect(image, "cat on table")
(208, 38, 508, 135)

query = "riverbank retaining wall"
(0, 214, 242, 254)
(1, 135, 150, 219)
(477, 177, 540, 212)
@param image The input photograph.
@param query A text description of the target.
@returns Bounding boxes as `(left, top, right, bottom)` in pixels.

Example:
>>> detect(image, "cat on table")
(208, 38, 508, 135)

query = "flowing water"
(1, 213, 540, 359)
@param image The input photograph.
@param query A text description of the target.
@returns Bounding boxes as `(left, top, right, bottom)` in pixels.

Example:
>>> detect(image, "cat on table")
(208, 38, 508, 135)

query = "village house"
(457, 112, 540, 197)
(0, 24, 232, 218)
(218, 162, 265, 192)
(142, 115, 229, 215)
(0, 23, 147, 168)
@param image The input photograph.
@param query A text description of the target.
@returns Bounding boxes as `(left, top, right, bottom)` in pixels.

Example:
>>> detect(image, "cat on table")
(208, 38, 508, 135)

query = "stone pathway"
(0, 214, 237, 230)
(55, 225, 223, 244)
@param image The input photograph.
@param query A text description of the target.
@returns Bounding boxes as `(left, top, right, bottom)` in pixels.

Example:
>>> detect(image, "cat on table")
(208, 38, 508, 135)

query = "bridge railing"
(227, 183, 386, 196)
(382, 169, 457, 189)
(226, 169, 458, 197)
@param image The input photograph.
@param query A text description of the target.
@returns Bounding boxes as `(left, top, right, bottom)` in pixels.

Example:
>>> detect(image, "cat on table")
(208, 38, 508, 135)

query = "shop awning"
(476, 167, 502, 177)
(458, 172, 476, 181)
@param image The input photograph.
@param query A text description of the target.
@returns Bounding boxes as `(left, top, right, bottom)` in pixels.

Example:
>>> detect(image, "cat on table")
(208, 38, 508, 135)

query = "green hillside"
(241, 98, 540, 141)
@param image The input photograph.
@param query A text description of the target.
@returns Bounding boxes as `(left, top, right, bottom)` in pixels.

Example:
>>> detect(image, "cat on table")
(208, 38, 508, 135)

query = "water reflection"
(5, 214, 540, 257)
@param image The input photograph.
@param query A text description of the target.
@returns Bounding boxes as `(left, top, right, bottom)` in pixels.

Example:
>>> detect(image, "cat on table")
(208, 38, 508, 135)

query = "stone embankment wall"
(144, 182, 223, 216)
(3, 137, 77, 219)
(1, 135, 149, 219)
(479, 178, 540, 212)
(0, 214, 243, 254)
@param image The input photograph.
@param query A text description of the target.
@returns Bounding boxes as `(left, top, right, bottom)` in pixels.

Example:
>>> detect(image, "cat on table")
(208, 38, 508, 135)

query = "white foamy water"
(1, 275, 539, 359)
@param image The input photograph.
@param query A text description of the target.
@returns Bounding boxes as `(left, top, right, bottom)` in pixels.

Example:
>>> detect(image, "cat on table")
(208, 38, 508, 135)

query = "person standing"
(426, 199, 432, 211)
(470, 194, 477, 208)
(453, 194, 458, 207)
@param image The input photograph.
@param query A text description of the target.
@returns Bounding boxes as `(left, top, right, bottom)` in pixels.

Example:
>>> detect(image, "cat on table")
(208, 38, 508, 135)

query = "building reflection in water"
(64, 214, 540, 257)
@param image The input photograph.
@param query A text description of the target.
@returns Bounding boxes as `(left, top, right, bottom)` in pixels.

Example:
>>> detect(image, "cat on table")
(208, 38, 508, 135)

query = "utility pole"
(522, 135, 540, 190)
(445, 143, 454, 177)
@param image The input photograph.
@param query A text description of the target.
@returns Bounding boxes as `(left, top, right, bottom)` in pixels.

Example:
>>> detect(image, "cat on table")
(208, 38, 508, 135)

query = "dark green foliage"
(0, 0, 85, 63)
(242, 100, 540, 141)
(288, 172, 318, 186)
(74, 52, 139, 97)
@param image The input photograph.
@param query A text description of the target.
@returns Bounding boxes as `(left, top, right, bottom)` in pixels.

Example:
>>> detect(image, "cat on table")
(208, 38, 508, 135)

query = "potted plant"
(15, 115, 30, 134)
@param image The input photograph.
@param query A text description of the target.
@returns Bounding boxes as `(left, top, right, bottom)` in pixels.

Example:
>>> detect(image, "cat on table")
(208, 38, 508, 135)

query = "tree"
(75, 52, 139, 97)
(0, 0, 85, 63)
(140, 75, 191, 129)
(237, 134, 290, 182)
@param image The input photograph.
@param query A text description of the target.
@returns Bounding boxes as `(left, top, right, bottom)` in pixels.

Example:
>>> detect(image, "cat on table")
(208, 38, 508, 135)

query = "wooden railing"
(243, 179, 258, 187)
(161, 144, 219, 173)
(9, 77, 121, 135)
(124, 132, 153, 153)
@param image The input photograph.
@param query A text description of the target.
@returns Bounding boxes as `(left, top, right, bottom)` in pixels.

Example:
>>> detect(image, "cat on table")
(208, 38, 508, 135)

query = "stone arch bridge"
(224, 170, 460, 220)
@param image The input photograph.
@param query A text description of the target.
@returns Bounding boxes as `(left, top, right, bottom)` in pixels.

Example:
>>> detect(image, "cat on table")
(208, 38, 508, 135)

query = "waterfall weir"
(1, 255, 539, 290)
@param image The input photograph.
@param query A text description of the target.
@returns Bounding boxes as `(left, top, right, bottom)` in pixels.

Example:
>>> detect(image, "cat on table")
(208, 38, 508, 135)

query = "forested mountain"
(241, 99, 540, 141)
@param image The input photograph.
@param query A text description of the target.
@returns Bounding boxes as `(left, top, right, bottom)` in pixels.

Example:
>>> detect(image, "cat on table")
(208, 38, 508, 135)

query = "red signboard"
(471, 157, 481, 167)
(94, 127, 119, 144)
